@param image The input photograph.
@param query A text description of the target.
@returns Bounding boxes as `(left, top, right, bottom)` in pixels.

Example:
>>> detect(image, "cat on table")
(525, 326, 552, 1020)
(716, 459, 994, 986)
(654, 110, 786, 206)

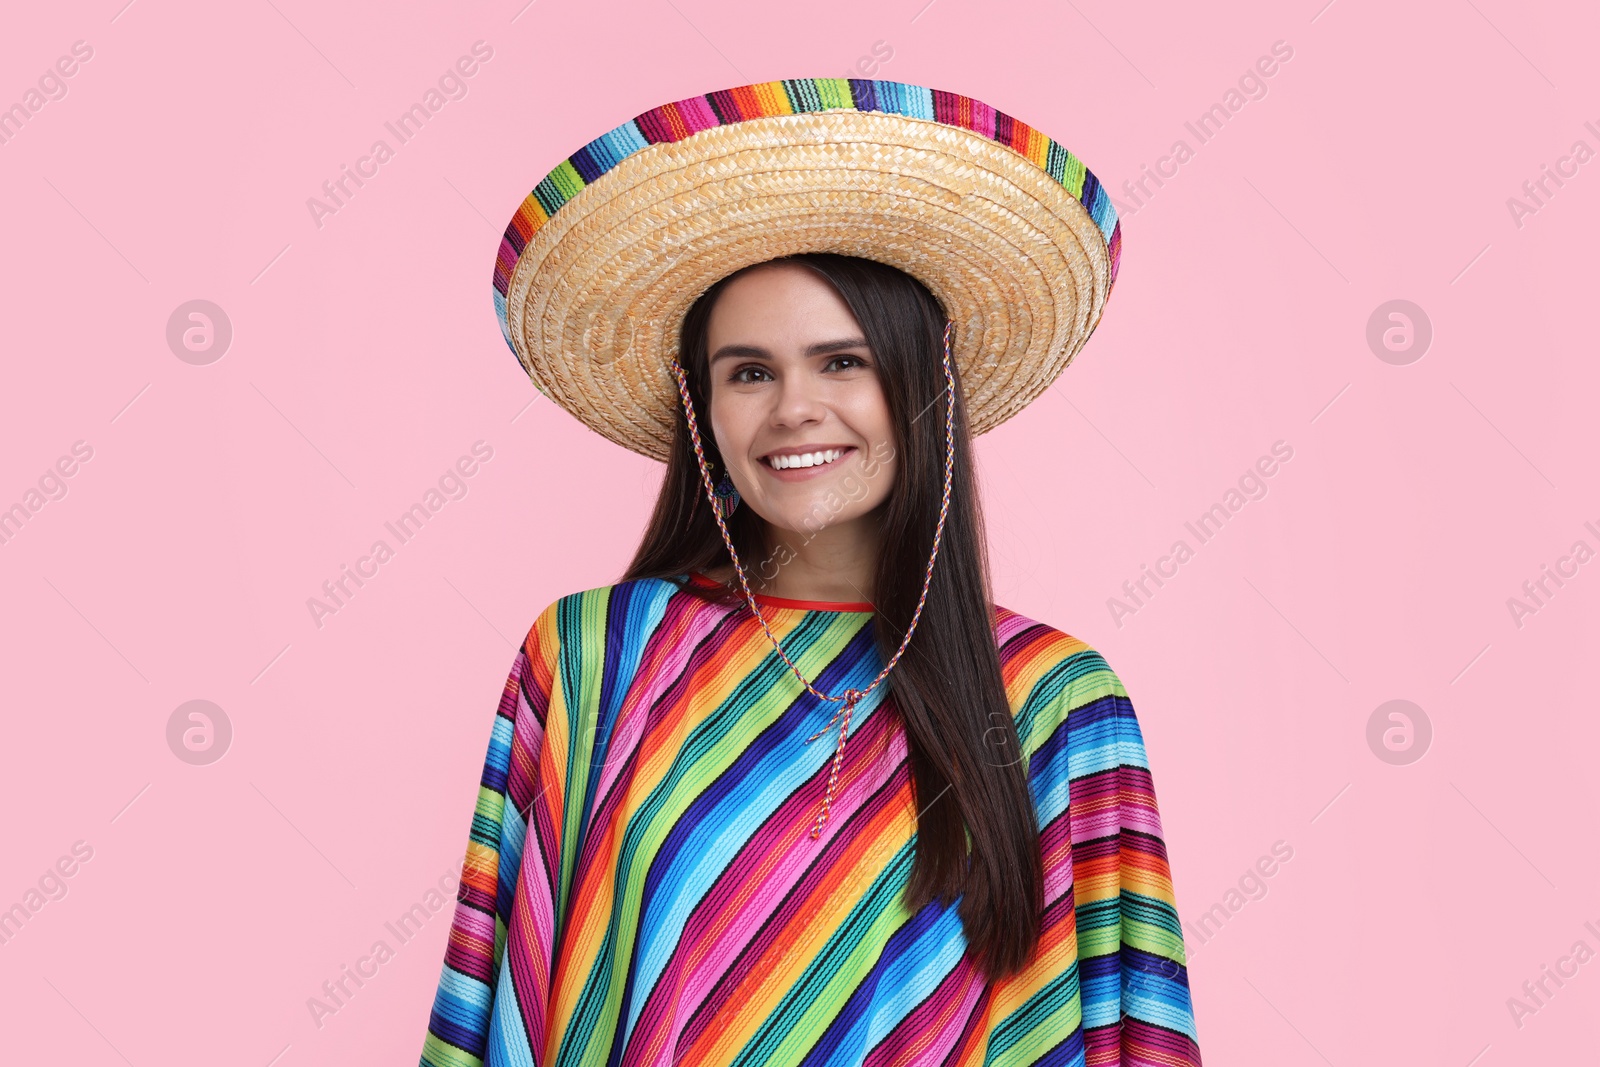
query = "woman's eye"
(728, 356, 868, 383)
(730, 365, 772, 384)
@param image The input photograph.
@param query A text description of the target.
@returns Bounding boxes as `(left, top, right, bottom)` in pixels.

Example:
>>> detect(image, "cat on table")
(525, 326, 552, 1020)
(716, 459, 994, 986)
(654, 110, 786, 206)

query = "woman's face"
(704, 262, 897, 542)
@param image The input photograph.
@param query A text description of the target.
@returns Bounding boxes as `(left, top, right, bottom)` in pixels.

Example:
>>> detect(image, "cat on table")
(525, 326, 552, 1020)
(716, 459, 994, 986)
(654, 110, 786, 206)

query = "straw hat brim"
(497, 83, 1120, 462)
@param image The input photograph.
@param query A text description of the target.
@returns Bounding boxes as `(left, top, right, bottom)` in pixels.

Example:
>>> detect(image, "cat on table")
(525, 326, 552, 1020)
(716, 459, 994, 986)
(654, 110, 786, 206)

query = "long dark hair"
(620, 253, 1043, 982)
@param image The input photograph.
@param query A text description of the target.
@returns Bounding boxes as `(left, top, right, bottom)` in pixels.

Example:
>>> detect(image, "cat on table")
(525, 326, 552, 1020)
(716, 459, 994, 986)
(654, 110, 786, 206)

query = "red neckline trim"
(686, 571, 874, 612)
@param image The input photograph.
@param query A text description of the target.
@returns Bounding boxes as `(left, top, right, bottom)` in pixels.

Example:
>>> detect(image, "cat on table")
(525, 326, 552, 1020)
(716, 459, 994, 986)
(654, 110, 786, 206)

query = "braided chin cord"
(666, 320, 958, 840)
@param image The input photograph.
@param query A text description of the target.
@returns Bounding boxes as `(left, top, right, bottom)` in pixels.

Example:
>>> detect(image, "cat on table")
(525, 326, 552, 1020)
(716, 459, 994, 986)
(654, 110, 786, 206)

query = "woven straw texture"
(494, 78, 1121, 462)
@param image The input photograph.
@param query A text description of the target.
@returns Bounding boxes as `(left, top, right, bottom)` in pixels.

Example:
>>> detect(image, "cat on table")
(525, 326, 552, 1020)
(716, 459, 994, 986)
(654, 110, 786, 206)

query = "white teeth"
(768, 448, 845, 470)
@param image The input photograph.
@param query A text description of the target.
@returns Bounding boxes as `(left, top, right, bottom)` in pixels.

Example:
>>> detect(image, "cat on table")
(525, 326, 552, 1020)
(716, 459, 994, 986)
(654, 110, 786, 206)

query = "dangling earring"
(712, 468, 741, 519)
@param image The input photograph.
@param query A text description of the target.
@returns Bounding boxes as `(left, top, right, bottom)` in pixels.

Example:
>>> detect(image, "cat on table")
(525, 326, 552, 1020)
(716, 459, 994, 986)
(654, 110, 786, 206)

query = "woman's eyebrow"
(709, 337, 870, 365)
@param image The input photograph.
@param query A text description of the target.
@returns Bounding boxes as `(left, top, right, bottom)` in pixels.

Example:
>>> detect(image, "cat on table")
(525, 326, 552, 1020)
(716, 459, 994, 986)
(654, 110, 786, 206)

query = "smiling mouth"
(761, 447, 854, 471)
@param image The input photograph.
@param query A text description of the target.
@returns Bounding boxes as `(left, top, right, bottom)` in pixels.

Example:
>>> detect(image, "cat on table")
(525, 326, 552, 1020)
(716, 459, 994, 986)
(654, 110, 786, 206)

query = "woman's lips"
(759, 446, 857, 482)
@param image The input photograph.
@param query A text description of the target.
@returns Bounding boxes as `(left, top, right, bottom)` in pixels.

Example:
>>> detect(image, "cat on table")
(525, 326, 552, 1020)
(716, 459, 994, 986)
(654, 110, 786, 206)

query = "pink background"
(2, 0, 1595, 1063)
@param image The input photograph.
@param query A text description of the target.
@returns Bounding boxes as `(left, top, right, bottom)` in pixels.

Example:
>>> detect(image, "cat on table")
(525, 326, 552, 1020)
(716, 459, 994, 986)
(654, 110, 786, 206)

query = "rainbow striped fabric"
(419, 574, 1199, 1067)
(493, 78, 1123, 367)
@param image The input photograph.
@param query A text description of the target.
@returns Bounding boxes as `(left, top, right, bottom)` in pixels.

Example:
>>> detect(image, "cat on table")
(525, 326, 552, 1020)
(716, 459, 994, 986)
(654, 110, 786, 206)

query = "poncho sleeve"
(419, 600, 569, 1067)
(1019, 642, 1201, 1066)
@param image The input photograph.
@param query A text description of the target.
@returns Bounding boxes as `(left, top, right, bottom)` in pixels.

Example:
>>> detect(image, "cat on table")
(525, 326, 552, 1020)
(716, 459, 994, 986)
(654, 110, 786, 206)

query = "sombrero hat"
(493, 78, 1122, 462)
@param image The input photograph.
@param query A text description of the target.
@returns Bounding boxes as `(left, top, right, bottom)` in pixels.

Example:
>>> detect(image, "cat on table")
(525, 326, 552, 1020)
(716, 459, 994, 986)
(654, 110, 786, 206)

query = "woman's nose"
(770, 369, 828, 426)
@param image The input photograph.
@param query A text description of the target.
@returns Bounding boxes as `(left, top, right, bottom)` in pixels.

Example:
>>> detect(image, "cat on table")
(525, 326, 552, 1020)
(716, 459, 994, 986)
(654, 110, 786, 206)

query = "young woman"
(420, 80, 1200, 1067)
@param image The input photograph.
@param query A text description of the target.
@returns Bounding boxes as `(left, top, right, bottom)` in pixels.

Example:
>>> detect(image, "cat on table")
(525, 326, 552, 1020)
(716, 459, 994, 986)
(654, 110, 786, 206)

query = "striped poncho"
(418, 572, 1200, 1067)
